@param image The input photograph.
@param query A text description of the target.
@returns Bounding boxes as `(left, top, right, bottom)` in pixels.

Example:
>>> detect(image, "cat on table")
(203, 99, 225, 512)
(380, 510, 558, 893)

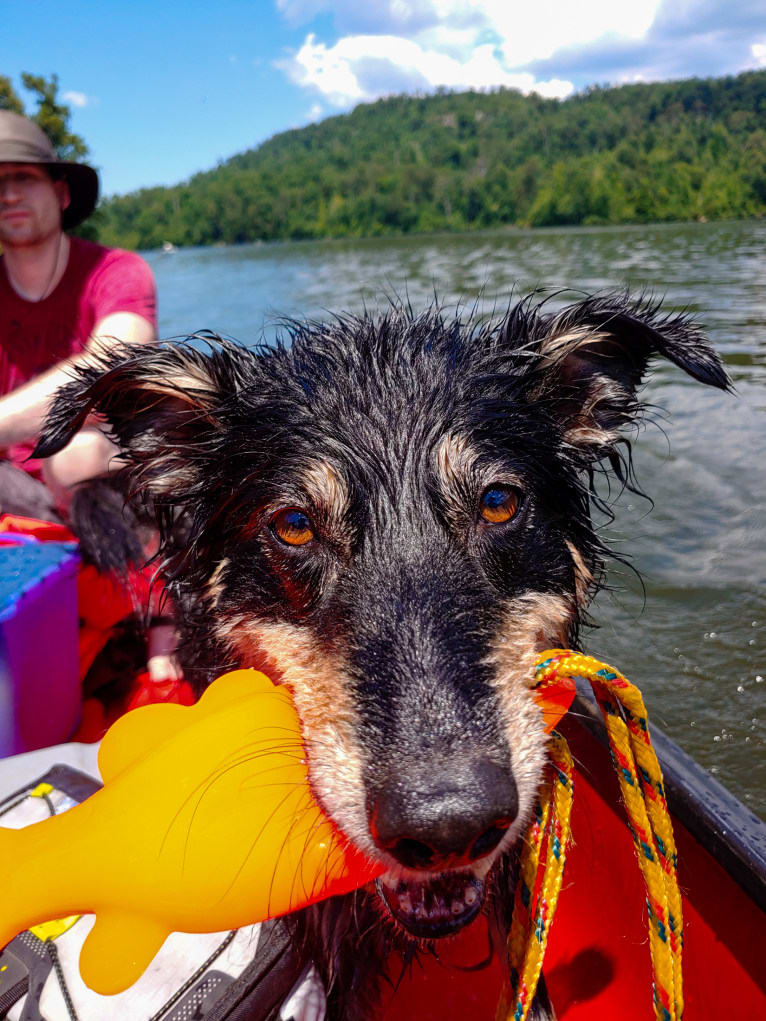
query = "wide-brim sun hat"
(0, 110, 99, 229)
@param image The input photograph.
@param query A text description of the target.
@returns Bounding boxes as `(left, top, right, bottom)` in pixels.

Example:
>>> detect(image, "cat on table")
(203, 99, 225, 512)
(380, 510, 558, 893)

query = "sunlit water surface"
(144, 221, 766, 818)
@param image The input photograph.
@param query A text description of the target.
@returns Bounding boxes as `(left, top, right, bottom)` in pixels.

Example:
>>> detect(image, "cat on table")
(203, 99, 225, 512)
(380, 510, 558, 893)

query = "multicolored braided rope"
(498, 650, 684, 1021)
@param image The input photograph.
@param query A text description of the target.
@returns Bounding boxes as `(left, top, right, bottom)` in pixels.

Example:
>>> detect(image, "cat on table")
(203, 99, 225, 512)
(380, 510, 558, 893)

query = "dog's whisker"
(229, 784, 314, 904)
(159, 740, 305, 861)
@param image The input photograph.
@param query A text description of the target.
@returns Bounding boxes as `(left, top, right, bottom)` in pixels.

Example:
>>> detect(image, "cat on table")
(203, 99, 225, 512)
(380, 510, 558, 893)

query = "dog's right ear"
(34, 341, 230, 504)
(517, 294, 731, 461)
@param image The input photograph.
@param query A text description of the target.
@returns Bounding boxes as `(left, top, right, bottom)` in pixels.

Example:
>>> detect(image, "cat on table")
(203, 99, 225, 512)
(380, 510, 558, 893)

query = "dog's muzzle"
(368, 755, 517, 937)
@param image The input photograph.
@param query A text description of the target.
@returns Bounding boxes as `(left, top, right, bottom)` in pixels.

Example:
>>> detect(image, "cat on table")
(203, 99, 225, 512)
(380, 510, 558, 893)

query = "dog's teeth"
(377, 870, 486, 936)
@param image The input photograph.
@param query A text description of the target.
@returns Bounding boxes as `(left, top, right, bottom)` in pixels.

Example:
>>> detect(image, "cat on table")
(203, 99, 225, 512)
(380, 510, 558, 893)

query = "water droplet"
(713, 735, 721, 742)
(756, 676, 763, 684)
(710, 766, 720, 774)
(737, 685, 745, 693)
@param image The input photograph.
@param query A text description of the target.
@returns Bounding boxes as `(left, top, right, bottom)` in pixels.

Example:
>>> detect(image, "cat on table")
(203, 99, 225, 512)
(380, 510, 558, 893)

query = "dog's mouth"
(376, 869, 486, 939)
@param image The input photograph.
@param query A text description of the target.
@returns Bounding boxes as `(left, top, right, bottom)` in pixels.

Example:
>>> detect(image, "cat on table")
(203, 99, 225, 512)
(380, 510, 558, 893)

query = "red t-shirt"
(0, 236, 157, 474)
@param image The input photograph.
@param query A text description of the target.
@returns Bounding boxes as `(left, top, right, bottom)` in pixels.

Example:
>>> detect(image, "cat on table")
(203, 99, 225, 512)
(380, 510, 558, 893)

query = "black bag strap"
(205, 920, 309, 1021)
(0, 763, 101, 817)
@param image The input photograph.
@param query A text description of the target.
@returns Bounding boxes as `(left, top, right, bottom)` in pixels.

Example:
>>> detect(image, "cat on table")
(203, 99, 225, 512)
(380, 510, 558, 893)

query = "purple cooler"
(0, 537, 80, 756)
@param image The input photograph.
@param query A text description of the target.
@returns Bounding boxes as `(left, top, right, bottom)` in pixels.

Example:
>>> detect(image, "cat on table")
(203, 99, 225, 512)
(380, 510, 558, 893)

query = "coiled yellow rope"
(498, 650, 684, 1021)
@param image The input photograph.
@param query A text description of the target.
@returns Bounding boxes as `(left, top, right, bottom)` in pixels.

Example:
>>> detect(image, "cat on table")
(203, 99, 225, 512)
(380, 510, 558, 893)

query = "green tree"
(0, 75, 25, 113)
(20, 73, 88, 161)
(1, 73, 88, 161)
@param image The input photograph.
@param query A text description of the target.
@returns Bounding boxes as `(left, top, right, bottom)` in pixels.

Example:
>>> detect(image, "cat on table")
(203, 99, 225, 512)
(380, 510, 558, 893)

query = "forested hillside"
(98, 70, 766, 249)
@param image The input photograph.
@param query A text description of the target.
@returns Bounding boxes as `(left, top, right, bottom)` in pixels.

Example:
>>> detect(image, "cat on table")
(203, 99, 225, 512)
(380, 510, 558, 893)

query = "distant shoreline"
(135, 216, 765, 257)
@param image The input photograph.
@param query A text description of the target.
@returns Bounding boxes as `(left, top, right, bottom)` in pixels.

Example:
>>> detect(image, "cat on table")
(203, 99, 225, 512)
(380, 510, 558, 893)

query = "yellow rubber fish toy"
(0, 668, 382, 995)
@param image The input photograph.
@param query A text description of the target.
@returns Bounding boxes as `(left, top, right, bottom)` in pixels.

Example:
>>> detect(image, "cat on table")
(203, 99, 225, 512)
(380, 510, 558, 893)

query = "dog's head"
(38, 294, 728, 939)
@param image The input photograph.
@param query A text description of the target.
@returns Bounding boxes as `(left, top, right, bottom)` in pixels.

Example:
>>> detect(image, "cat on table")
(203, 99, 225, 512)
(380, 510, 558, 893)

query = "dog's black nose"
(369, 758, 518, 870)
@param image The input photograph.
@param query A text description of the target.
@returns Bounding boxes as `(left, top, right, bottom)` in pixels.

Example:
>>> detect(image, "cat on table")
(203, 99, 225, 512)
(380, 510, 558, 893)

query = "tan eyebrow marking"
(436, 432, 524, 527)
(436, 432, 478, 489)
(302, 460, 351, 523)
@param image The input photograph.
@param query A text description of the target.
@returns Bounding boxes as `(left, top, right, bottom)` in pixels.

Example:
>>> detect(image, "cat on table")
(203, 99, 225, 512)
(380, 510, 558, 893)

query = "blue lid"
(0, 542, 79, 620)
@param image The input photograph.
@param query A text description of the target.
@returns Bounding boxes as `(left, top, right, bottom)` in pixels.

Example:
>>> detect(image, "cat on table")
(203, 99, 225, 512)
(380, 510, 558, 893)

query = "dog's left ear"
(33, 340, 239, 507)
(526, 295, 730, 455)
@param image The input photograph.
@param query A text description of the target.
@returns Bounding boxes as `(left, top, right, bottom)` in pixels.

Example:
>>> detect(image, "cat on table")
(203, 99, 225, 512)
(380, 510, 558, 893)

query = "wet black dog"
(36, 293, 728, 1019)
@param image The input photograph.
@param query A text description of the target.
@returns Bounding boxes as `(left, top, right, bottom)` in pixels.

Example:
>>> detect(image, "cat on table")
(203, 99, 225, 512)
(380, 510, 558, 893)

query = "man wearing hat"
(0, 112, 181, 682)
(0, 109, 156, 512)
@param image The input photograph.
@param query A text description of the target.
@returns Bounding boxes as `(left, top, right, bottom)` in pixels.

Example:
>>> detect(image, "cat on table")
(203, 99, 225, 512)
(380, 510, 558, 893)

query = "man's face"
(0, 163, 69, 247)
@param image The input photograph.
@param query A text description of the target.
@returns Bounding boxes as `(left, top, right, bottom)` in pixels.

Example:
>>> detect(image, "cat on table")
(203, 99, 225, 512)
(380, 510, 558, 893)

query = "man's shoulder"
(70, 236, 153, 277)
(67, 236, 157, 328)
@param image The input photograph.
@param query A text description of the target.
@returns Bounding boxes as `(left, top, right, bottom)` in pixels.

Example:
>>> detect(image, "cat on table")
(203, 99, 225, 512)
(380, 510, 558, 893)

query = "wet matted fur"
(37, 293, 729, 1019)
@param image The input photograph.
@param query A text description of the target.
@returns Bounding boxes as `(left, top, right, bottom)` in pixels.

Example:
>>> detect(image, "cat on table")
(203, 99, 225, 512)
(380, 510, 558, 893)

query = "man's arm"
(0, 311, 155, 450)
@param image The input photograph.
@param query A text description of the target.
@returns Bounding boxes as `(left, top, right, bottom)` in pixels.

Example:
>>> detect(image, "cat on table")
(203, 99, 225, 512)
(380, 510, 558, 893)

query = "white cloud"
(488, 0, 662, 67)
(281, 31, 574, 106)
(532, 78, 575, 100)
(62, 90, 89, 108)
(275, 1, 766, 110)
(275, 1, 666, 107)
(288, 34, 365, 104)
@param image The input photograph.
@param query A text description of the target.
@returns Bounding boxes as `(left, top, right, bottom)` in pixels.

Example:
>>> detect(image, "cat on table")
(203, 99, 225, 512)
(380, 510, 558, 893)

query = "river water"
(143, 221, 766, 819)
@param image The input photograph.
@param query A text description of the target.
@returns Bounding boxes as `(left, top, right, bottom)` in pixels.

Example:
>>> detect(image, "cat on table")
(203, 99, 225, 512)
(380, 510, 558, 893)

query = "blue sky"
(5, 0, 766, 198)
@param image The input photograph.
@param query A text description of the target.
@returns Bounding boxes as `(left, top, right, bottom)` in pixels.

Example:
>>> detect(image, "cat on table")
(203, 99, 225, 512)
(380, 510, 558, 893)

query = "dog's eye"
(479, 485, 520, 524)
(270, 508, 315, 546)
